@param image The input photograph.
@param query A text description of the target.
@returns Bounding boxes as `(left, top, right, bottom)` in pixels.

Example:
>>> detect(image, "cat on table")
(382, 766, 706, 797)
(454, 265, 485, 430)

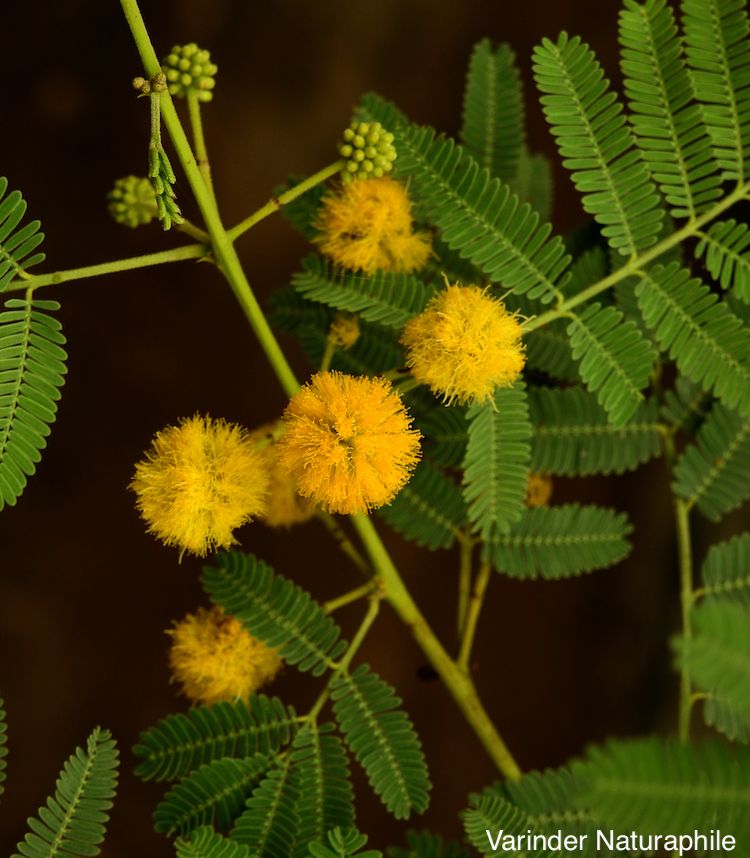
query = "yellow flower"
(276, 371, 421, 514)
(328, 312, 360, 349)
(168, 606, 282, 705)
(249, 422, 317, 528)
(314, 177, 431, 274)
(130, 414, 269, 557)
(401, 283, 526, 405)
(525, 473, 553, 508)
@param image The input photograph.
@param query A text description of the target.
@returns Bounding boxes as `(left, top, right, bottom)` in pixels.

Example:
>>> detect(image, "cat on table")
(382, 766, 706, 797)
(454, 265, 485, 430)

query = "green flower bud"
(161, 43, 218, 101)
(337, 121, 397, 182)
(107, 176, 157, 228)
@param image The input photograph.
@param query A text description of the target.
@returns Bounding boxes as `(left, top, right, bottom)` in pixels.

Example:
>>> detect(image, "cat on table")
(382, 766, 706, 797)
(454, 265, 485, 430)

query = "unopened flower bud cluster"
(339, 121, 396, 182)
(162, 43, 218, 101)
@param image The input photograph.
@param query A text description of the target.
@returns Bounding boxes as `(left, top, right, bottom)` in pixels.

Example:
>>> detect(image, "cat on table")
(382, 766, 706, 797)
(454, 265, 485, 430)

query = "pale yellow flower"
(525, 473, 553, 508)
(401, 283, 525, 405)
(314, 177, 431, 274)
(130, 415, 269, 557)
(168, 606, 282, 705)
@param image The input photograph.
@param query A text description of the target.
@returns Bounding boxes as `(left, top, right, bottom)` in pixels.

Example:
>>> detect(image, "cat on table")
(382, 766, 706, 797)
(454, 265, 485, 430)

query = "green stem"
(324, 583, 376, 614)
(120, 0, 300, 398)
(457, 533, 473, 638)
(350, 513, 521, 780)
(5, 244, 208, 292)
(458, 558, 492, 674)
(676, 497, 694, 742)
(523, 181, 750, 334)
(227, 161, 345, 242)
(320, 337, 336, 373)
(306, 595, 382, 724)
(187, 92, 217, 204)
(315, 510, 371, 578)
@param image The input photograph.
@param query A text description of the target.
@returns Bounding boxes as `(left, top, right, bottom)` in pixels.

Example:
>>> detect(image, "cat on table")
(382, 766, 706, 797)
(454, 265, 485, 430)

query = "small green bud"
(337, 120, 397, 183)
(107, 176, 157, 228)
(161, 42, 218, 101)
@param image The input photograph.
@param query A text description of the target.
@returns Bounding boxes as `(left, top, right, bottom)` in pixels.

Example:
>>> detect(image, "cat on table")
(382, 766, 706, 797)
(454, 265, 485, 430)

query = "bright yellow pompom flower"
(276, 371, 421, 514)
(401, 283, 526, 405)
(130, 415, 269, 557)
(168, 606, 282, 705)
(314, 176, 431, 274)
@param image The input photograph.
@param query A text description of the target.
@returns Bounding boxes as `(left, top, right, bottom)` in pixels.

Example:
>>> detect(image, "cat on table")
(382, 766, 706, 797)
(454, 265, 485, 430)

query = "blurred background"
(1, 0, 748, 853)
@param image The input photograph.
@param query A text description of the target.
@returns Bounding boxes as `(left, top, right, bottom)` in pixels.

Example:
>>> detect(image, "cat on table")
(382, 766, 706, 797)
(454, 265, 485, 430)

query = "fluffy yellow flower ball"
(130, 415, 269, 557)
(401, 283, 526, 405)
(276, 371, 421, 514)
(314, 176, 431, 274)
(168, 606, 282, 705)
(248, 422, 317, 528)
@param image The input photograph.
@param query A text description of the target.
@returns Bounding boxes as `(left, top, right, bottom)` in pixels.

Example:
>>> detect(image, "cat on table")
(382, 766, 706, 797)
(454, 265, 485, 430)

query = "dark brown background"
(1, 0, 747, 854)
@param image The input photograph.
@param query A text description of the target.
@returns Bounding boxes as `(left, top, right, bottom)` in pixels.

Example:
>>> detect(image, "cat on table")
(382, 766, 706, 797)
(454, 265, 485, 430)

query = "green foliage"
(462, 385, 531, 540)
(331, 664, 431, 820)
(523, 318, 580, 382)
(532, 33, 664, 256)
(635, 262, 750, 415)
(292, 254, 435, 329)
(269, 289, 403, 377)
(175, 826, 251, 858)
(291, 725, 355, 856)
(416, 404, 467, 468)
(701, 533, 750, 603)
(460, 40, 524, 183)
(378, 462, 466, 550)
(682, 0, 750, 182)
(489, 504, 633, 579)
(231, 754, 300, 857)
(695, 219, 750, 302)
(529, 387, 662, 476)
(394, 124, 570, 303)
(12, 727, 119, 858)
(510, 149, 553, 224)
(619, 0, 722, 218)
(202, 552, 347, 676)
(308, 827, 381, 858)
(676, 599, 750, 719)
(388, 830, 472, 858)
(154, 755, 270, 836)
(276, 175, 326, 240)
(0, 178, 45, 291)
(659, 374, 708, 430)
(572, 736, 750, 839)
(0, 297, 67, 510)
(134, 696, 298, 782)
(567, 303, 656, 426)
(0, 695, 6, 799)
(464, 767, 606, 858)
(672, 401, 750, 520)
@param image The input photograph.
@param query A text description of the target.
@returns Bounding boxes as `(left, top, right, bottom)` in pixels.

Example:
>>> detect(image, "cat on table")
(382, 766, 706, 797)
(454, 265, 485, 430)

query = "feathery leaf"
(0, 297, 67, 510)
(619, 0, 722, 218)
(202, 552, 347, 676)
(567, 303, 656, 426)
(379, 462, 466, 550)
(12, 727, 119, 858)
(682, 0, 750, 181)
(462, 384, 532, 540)
(489, 504, 633, 579)
(460, 40, 524, 182)
(331, 665, 431, 820)
(701, 533, 750, 604)
(635, 262, 750, 415)
(155, 755, 270, 836)
(530, 387, 663, 476)
(695, 219, 750, 302)
(175, 826, 251, 858)
(533, 33, 664, 255)
(0, 179, 45, 292)
(672, 401, 750, 520)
